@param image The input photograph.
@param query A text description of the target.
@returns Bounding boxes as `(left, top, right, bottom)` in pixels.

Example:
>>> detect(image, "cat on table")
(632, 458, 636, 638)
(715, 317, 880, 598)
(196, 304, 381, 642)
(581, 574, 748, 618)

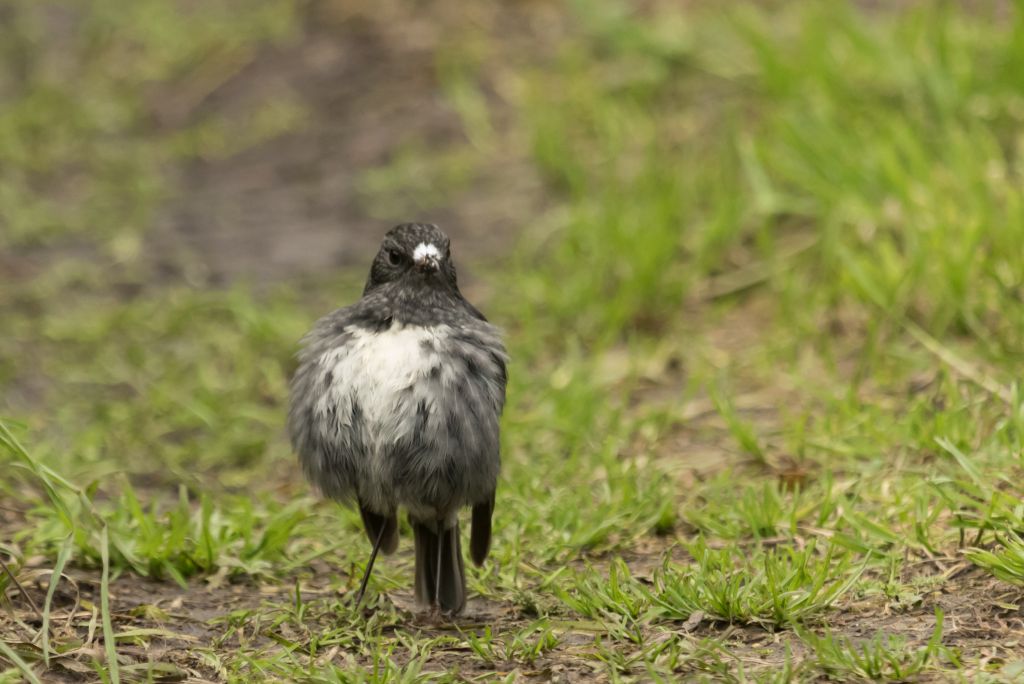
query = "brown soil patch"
(148, 0, 551, 287)
(4, 555, 1022, 681)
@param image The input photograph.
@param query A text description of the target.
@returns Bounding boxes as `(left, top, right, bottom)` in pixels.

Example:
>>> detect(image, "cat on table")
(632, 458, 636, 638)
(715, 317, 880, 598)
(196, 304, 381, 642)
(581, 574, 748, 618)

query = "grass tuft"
(799, 608, 955, 680)
(646, 540, 865, 628)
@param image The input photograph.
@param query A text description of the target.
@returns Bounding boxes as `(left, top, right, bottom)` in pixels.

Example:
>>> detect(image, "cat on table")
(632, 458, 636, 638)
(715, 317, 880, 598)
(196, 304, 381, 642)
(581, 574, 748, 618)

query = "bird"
(287, 223, 507, 616)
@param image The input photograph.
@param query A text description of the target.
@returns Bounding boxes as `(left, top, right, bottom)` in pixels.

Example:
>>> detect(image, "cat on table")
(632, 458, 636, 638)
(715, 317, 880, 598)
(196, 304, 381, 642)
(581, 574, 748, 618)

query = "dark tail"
(469, 493, 494, 566)
(412, 518, 466, 615)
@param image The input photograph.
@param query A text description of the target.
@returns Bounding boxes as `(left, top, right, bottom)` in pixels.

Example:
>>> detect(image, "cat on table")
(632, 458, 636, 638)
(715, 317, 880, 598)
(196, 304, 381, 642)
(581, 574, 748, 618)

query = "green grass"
(645, 540, 866, 628)
(797, 609, 954, 681)
(3, 0, 1024, 680)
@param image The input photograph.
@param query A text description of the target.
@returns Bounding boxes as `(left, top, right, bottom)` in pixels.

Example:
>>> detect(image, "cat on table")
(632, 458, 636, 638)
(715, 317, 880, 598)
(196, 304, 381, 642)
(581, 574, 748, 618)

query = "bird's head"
(364, 223, 459, 295)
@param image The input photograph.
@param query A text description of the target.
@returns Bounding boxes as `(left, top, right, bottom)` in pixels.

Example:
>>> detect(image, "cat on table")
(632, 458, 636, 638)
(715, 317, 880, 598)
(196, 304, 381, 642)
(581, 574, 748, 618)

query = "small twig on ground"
(0, 556, 42, 621)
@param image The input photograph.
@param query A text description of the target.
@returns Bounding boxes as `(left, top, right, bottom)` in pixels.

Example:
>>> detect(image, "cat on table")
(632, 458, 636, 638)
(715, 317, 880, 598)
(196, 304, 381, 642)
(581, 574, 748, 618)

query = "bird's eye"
(387, 249, 402, 266)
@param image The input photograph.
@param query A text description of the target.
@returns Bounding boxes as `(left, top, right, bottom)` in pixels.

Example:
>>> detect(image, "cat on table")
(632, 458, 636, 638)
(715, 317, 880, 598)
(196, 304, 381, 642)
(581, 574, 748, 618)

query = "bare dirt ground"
(147, 0, 548, 286)
(6, 546, 1022, 681)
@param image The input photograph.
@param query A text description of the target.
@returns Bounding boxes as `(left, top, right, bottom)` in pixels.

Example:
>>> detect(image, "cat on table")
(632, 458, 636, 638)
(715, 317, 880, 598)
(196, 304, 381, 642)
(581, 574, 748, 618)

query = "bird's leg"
(434, 517, 444, 612)
(354, 520, 388, 609)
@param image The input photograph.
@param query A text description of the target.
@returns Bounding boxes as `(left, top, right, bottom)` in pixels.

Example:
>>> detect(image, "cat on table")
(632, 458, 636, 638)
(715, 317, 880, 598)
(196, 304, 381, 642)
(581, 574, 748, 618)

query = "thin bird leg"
(354, 521, 388, 608)
(434, 518, 444, 610)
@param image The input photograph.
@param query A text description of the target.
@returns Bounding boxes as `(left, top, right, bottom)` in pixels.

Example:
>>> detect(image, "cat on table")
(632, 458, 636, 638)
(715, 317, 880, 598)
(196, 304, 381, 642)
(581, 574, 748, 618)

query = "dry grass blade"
(694, 234, 819, 301)
(0, 556, 41, 622)
(905, 322, 1013, 404)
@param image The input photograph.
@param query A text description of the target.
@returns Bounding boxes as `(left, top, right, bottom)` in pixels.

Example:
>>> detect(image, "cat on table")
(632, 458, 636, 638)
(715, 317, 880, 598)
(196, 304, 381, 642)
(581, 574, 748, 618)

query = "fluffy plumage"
(288, 223, 507, 615)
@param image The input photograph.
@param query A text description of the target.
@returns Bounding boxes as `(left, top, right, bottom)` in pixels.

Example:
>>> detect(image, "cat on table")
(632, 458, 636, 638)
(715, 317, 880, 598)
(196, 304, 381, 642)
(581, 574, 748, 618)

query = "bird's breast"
(317, 324, 448, 445)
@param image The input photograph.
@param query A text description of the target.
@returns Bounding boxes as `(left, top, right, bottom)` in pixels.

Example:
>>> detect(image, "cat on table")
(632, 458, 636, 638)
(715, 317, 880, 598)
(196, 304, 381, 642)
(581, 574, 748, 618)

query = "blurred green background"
(2, 0, 1024, 681)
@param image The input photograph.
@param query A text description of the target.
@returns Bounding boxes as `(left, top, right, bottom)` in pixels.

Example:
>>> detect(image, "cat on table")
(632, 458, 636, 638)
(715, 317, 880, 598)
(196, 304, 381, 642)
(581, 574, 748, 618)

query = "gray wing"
(287, 305, 365, 502)
(454, 316, 506, 566)
(359, 503, 399, 555)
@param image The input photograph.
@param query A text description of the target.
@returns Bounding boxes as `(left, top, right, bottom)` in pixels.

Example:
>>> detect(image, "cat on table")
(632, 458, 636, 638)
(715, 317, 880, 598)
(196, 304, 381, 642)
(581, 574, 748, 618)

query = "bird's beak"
(414, 254, 440, 272)
(413, 243, 442, 272)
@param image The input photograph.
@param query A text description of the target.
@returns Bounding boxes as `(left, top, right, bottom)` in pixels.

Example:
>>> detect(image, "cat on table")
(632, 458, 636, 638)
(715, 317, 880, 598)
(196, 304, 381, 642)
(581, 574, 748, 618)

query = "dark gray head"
(364, 223, 459, 296)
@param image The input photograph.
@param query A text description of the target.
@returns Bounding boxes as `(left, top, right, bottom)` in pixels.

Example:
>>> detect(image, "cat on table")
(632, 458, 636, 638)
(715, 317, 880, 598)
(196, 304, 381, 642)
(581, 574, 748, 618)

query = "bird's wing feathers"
(359, 503, 399, 555)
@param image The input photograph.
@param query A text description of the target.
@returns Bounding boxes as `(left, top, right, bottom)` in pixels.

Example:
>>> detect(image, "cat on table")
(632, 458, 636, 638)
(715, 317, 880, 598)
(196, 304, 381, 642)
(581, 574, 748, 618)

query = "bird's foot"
(425, 603, 460, 624)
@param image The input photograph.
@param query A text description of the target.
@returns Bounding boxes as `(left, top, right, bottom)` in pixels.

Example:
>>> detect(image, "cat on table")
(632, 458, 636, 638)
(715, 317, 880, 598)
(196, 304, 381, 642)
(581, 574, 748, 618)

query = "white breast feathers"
(317, 324, 448, 455)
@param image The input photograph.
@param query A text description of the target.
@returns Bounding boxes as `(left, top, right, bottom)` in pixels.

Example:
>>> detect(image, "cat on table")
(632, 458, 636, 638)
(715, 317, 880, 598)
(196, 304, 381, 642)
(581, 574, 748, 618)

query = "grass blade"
(100, 526, 120, 684)
(41, 536, 73, 668)
(935, 437, 984, 487)
(0, 639, 42, 684)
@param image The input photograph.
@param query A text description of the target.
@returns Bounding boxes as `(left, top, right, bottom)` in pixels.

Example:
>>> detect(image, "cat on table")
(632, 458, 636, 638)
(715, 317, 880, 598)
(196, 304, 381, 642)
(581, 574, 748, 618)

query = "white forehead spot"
(413, 242, 441, 261)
